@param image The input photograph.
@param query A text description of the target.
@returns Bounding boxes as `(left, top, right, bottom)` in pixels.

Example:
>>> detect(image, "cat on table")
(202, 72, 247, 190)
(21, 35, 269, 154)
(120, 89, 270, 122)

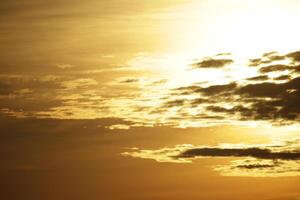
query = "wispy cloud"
(123, 138, 300, 177)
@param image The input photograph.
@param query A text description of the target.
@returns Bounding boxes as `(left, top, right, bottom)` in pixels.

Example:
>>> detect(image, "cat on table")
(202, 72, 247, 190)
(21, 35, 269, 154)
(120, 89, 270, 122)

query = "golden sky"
(1, 0, 300, 199)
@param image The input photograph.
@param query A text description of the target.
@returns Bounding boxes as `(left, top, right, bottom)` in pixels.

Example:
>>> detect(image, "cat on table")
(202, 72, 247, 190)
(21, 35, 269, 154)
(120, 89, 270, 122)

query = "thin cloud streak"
(123, 138, 300, 177)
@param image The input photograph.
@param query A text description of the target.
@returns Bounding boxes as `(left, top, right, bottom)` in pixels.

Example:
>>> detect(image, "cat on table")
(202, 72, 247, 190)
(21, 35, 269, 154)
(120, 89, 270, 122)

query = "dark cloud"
(262, 51, 285, 62)
(286, 51, 300, 62)
(236, 163, 277, 169)
(206, 105, 233, 113)
(120, 78, 139, 83)
(191, 58, 233, 68)
(197, 83, 237, 96)
(259, 64, 293, 73)
(227, 77, 300, 122)
(249, 58, 264, 67)
(177, 82, 237, 97)
(163, 99, 185, 108)
(274, 75, 291, 81)
(171, 71, 300, 124)
(237, 82, 285, 97)
(190, 98, 212, 106)
(248, 52, 285, 67)
(247, 75, 269, 81)
(177, 147, 300, 160)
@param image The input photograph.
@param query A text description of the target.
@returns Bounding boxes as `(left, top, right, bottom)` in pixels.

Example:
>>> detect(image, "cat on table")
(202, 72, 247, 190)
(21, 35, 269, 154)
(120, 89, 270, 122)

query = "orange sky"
(0, 0, 300, 199)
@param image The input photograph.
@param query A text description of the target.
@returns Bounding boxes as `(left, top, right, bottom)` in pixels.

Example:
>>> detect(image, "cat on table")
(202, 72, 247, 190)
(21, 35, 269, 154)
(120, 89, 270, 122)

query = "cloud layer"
(0, 50, 300, 128)
(123, 138, 300, 177)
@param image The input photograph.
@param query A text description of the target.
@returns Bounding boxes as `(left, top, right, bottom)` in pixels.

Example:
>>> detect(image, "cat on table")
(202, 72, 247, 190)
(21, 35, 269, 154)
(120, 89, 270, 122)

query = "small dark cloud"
(191, 58, 234, 68)
(262, 51, 278, 57)
(175, 82, 237, 98)
(236, 163, 277, 169)
(274, 75, 291, 81)
(262, 51, 285, 61)
(259, 64, 292, 73)
(247, 75, 269, 81)
(206, 105, 232, 113)
(163, 99, 185, 108)
(249, 58, 264, 67)
(120, 78, 139, 83)
(190, 98, 211, 106)
(248, 51, 285, 67)
(198, 82, 237, 96)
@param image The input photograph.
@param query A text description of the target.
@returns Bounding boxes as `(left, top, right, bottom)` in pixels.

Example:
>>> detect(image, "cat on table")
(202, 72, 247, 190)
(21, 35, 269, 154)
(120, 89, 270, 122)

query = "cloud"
(163, 99, 186, 108)
(191, 58, 234, 68)
(259, 64, 293, 73)
(177, 146, 300, 160)
(120, 78, 140, 83)
(248, 51, 285, 67)
(274, 75, 291, 81)
(237, 82, 285, 97)
(1, 49, 300, 127)
(286, 51, 300, 62)
(0, 75, 64, 115)
(175, 79, 299, 123)
(178, 83, 237, 96)
(247, 75, 269, 81)
(123, 139, 300, 177)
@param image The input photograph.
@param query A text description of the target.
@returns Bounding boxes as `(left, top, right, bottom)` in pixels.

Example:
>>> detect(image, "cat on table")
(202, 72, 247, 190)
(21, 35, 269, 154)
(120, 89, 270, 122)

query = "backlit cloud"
(1, 50, 300, 128)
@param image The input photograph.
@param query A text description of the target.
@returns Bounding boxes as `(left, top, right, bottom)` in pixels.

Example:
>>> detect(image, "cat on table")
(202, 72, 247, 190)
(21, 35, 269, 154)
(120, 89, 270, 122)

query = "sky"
(1, 0, 300, 200)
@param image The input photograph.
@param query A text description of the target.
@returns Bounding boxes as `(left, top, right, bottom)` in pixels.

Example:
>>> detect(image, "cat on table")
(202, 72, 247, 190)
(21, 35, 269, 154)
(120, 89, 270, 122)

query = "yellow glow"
(162, 0, 300, 57)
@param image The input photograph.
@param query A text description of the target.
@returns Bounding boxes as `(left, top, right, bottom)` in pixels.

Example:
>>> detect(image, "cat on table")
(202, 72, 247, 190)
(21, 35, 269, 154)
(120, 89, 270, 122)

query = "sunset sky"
(1, 1, 300, 200)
